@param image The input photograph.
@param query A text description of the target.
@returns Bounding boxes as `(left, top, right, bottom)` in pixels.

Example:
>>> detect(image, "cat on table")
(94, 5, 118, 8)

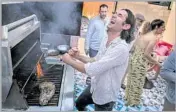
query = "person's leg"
(75, 86, 94, 111)
(95, 101, 115, 111)
(143, 77, 154, 89)
(163, 97, 175, 111)
(89, 48, 98, 58)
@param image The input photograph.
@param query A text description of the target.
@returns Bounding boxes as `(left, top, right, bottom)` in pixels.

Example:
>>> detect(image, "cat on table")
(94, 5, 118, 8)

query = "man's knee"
(75, 97, 90, 111)
(75, 99, 83, 110)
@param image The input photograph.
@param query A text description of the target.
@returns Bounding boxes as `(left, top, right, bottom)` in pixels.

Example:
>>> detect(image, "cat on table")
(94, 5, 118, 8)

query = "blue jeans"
(89, 48, 98, 58)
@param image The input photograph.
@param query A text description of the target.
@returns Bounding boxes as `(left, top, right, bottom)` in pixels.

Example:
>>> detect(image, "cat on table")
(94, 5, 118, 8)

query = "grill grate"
(25, 63, 64, 106)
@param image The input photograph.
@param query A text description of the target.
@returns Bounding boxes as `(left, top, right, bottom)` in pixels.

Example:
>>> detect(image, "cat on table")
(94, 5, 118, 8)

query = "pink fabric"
(156, 45, 169, 56)
(154, 41, 173, 56)
(152, 41, 173, 72)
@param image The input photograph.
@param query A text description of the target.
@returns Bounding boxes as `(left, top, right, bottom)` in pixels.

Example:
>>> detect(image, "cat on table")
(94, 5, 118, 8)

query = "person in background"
(160, 47, 175, 111)
(125, 19, 165, 106)
(85, 4, 109, 86)
(129, 13, 145, 51)
(121, 13, 145, 89)
(61, 9, 136, 111)
(85, 4, 109, 57)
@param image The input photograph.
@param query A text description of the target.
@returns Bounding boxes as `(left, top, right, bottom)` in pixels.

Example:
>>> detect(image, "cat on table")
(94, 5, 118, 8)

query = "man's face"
(107, 9, 128, 32)
(99, 7, 108, 19)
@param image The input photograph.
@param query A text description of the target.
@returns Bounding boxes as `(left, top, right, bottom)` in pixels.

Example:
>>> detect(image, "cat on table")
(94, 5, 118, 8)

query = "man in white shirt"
(61, 9, 136, 111)
(85, 4, 109, 57)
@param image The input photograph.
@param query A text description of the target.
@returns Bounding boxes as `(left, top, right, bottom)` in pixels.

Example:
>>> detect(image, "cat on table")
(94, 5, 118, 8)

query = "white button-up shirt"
(84, 35, 129, 105)
(85, 16, 109, 51)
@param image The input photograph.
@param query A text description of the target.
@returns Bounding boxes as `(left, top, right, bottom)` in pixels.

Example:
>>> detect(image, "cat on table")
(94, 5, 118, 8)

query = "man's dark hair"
(151, 19, 165, 30)
(120, 9, 136, 44)
(99, 4, 108, 10)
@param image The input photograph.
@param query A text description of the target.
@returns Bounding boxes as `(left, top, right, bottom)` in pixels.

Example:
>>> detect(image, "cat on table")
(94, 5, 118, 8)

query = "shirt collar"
(104, 35, 124, 49)
(104, 31, 127, 45)
(109, 36, 122, 45)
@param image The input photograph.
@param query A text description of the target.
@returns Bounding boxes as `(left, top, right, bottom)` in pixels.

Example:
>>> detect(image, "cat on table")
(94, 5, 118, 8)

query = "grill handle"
(6, 14, 38, 31)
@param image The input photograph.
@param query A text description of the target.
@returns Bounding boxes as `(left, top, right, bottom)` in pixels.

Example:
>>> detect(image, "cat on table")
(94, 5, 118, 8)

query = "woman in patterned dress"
(125, 19, 165, 106)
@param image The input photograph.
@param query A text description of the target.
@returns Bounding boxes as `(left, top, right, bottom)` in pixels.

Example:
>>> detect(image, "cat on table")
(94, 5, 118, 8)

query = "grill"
(2, 14, 75, 111)
(25, 61, 64, 106)
(12, 40, 65, 106)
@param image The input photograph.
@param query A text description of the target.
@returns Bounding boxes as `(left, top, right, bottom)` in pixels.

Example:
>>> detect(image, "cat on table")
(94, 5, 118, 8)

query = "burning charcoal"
(39, 82, 55, 106)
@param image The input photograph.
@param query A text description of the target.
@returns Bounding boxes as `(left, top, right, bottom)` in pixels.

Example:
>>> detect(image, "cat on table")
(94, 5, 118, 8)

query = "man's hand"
(68, 47, 80, 58)
(61, 53, 74, 64)
(61, 53, 86, 73)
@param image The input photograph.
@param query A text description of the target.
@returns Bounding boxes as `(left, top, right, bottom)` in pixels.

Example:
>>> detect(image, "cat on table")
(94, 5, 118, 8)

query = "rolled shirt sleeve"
(85, 44, 129, 76)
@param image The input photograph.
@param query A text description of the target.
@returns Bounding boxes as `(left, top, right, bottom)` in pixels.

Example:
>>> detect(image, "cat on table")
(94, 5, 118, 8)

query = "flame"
(36, 62, 44, 78)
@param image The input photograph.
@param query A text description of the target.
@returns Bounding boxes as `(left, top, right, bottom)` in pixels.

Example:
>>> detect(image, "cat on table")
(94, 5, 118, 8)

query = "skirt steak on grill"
(39, 81, 56, 106)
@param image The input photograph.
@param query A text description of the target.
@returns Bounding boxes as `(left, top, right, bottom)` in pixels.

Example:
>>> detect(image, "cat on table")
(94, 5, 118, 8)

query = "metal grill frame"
(25, 64, 64, 106)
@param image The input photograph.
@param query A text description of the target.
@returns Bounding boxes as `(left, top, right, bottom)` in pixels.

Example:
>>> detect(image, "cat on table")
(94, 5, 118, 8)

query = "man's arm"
(76, 54, 95, 63)
(71, 46, 128, 76)
(68, 47, 95, 63)
(84, 45, 129, 76)
(61, 53, 86, 73)
(70, 59, 86, 73)
(63, 45, 129, 76)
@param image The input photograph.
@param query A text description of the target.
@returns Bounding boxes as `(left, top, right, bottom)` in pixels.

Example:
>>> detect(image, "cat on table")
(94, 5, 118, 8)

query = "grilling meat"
(39, 82, 56, 106)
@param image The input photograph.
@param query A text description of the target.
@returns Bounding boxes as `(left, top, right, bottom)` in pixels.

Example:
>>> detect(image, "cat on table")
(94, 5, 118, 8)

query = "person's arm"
(85, 20, 95, 53)
(68, 47, 95, 63)
(69, 58, 86, 73)
(76, 54, 95, 63)
(160, 70, 176, 83)
(84, 45, 129, 76)
(144, 40, 161, 66)
(160, 50, 176, 83)
(61, 53, 86, 73)
(62, 45, 129, 76)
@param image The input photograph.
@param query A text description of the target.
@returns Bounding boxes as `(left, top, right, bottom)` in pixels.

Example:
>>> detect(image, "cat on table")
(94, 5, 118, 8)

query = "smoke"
(45, 3, 78, 34)
(2, 2, 83, 46)
(2, 2, 83, 35)
(2, 4, 23, 25)
(29, 2, 82, 35)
